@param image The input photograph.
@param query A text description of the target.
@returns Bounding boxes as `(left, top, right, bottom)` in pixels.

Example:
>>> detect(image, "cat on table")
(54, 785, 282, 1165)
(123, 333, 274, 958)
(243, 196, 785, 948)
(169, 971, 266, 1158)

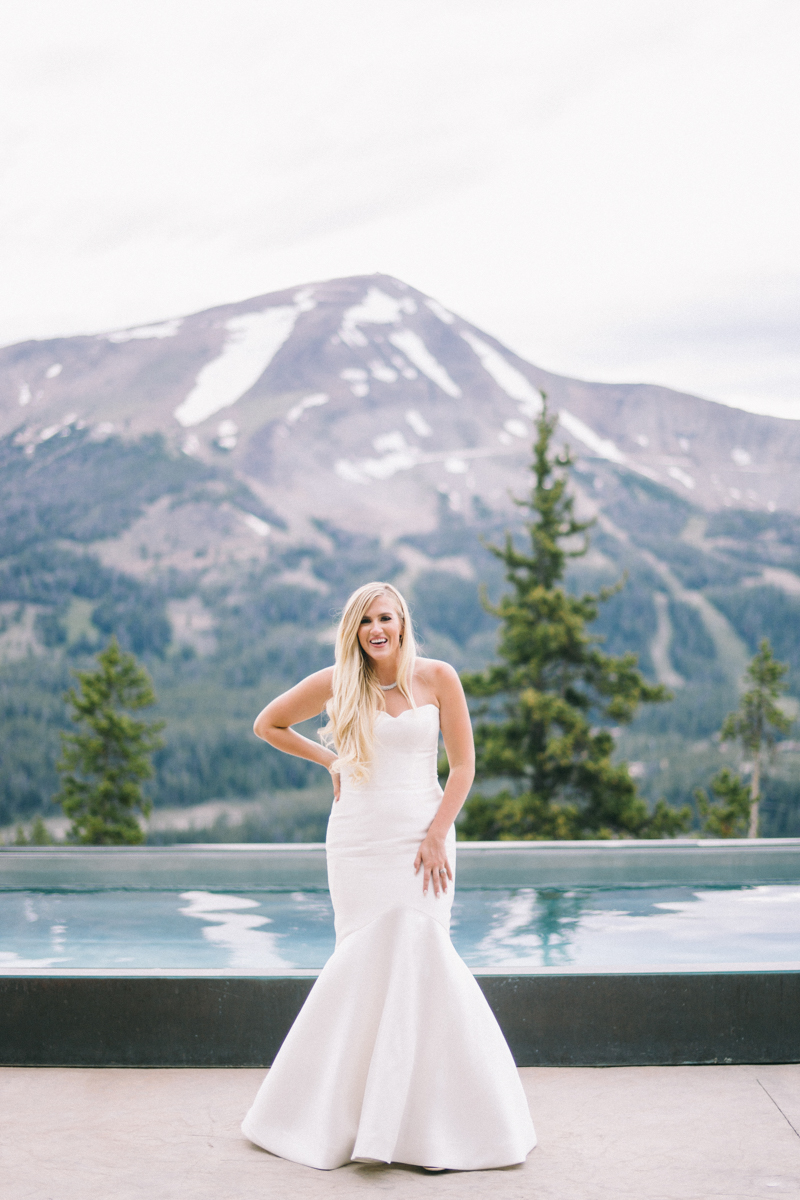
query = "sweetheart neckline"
(378, 703, 439, 721)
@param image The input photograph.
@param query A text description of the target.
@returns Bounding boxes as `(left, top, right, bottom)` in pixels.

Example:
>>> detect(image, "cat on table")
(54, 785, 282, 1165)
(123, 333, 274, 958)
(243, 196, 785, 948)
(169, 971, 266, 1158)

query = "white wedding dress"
(241, 704, 536, 1171)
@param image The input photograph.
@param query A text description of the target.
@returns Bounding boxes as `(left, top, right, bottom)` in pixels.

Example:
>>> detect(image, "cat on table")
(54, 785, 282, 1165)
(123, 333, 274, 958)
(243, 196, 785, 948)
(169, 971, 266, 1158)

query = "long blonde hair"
(321, 582, 417, 783)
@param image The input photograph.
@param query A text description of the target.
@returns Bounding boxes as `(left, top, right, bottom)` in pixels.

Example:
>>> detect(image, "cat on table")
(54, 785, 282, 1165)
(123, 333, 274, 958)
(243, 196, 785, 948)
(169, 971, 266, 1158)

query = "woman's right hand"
(329, 763, 341, 802)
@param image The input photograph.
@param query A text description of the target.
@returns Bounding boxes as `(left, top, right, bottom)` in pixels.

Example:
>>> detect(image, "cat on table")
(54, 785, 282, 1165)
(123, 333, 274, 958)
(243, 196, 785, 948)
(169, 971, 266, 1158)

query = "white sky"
(1, 0, 799, 418)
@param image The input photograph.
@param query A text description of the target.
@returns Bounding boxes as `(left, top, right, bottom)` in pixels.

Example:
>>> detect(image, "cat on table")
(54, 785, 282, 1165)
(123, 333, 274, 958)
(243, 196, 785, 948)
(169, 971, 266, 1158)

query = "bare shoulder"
(305, 665, 335, 689)
(272, 665, 334, 714)
(415, 657, 462, 691)
(417, 659, 471, 750)
(295, 665, 335, 704)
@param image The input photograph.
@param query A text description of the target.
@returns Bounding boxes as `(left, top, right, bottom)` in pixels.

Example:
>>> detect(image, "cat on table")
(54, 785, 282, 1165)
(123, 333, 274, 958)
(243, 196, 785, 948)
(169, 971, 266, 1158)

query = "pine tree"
(716, 639, 792, 837)
(694, 768, 751, 838)
(13, 816, 54, 845)
(460, 398, 690, 841)
(54, 638, 164, 845)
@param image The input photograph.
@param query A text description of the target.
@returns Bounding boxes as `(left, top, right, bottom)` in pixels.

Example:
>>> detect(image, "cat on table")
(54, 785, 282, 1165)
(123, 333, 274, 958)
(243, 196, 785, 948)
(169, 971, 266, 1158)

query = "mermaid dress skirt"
(241, 704, 536, 1171)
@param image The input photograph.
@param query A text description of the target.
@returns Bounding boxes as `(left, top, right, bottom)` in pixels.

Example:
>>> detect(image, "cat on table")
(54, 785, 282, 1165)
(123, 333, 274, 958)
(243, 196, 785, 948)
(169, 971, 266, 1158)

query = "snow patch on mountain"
(335, 441, 517, 486)
(339, 288, 416, 347)
(425, 297, 455, 324)
(240, 512, 271, 538)
(286, 393, 329, 424)
(668, 465, 696, 490)
(38, 413, 77, 442)
(405, 409, 432, 437)
(216, 419, 238, 449)
(174, 301, 314, 427)
(369, 361, 399, 383)
(461, 332, 541, 417)
(340, 367, 370, 397)
(106, 318, 183, 343)
(388, 330, 461, 398)
(391, 354, 418, 379)
(558, 410, 626, 464)
(334, 460, 365, 483)
(373, 431, 409, 453)
(335, 446, 420, 483)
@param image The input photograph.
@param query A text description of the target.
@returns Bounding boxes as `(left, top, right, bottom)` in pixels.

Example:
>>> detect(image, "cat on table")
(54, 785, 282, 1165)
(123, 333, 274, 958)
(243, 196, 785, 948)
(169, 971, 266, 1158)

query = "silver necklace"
(379, 681, 398, 691)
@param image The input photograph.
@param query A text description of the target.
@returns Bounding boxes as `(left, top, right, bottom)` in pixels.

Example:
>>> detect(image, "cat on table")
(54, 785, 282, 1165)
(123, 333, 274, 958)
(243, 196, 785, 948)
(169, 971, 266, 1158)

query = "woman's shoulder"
(307, 665, 335, 693)
(414, 657, 460, 687)
(289, 665, 334, 704)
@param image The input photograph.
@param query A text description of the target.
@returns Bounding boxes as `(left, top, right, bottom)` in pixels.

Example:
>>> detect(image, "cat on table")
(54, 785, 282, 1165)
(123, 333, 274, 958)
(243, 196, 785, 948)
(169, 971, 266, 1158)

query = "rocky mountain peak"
(3, 273, 800, 546)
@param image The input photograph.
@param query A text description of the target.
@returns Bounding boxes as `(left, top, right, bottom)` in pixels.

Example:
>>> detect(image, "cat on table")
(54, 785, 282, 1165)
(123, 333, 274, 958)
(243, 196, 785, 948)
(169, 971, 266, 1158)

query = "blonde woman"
(242, 582, 536, 1172)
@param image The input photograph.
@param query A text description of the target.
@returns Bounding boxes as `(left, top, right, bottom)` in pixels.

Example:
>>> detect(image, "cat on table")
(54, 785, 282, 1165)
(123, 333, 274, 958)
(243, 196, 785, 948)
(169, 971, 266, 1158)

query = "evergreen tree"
(716, 639, 792, 837)
(13, 816, 54, 845)
(54, 638, 164, 845)
(694, 768, 751, 838)
(460, 398, 690, 840)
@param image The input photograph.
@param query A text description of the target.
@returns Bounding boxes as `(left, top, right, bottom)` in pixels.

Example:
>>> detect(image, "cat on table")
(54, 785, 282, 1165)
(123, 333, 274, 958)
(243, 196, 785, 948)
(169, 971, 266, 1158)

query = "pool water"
(2, 884, 799, 973)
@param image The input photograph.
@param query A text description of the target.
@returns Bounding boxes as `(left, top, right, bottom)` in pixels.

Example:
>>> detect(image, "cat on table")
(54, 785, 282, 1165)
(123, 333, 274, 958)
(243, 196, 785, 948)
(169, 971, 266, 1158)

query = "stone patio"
(3, 1064, 799, 1199)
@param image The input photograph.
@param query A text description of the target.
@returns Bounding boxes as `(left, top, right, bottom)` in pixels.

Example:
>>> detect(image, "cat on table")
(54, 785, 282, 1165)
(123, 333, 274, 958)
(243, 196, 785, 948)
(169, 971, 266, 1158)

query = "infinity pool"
(2, 884, 799, 973)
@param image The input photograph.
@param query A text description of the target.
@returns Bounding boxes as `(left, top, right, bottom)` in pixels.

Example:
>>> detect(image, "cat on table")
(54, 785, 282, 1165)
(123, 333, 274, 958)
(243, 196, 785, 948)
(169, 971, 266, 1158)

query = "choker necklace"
(379, 681, 398, 691)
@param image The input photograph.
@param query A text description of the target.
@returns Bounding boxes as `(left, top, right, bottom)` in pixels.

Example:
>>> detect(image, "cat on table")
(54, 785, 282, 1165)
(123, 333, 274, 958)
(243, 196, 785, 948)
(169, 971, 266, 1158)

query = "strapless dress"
(242, 704, 536, 1170)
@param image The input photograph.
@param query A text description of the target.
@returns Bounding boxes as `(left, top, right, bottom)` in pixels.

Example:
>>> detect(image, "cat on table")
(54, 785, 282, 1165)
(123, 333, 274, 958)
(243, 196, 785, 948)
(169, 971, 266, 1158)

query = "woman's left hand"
(414, 832, 452, 897)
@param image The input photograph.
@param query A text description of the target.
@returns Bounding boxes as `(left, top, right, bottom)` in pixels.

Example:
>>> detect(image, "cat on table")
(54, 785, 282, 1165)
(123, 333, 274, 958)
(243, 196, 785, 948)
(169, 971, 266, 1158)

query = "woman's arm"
(413, 661, 475, 896)
(253, 667, 340, 795)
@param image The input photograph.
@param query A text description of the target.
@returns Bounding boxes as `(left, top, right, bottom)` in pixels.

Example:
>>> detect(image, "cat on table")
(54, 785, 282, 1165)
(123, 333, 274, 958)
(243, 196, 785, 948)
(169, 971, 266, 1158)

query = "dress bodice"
(340, 703, 440, 795)
(326, 704, 445, 860)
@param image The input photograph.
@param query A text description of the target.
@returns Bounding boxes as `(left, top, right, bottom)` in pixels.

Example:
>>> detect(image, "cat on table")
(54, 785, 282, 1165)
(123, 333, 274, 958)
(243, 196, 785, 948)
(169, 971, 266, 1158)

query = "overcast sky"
(2, 0, 799, 418)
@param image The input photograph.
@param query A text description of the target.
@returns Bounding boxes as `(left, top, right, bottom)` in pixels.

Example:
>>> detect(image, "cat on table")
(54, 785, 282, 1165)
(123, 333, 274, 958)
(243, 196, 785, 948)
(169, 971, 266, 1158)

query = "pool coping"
(3, 838, 800, 890)
(2, 961, 799, 977)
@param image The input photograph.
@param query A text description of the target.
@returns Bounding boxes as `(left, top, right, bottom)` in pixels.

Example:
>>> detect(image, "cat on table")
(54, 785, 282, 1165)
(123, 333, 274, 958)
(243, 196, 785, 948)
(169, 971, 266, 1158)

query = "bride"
(242, 581, 536, 1171)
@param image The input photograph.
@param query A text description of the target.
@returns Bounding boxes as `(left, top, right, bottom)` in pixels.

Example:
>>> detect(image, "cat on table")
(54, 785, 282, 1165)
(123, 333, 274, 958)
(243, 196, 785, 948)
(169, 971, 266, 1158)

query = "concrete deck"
(3, 1065, 799, 1199)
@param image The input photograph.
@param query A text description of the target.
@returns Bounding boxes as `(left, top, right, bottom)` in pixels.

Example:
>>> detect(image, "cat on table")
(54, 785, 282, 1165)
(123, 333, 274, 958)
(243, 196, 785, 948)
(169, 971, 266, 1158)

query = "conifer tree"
(460, 398, 690, 840)
(13, 816, 54, 845)
(713, 639, 792, 838)
(54, 638, 164, 845)
(694, 768, 751, 838)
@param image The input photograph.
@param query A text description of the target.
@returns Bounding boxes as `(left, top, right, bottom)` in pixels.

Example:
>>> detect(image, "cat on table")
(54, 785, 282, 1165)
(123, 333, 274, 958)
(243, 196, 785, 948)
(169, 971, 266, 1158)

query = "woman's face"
(357, 594, 404, 665)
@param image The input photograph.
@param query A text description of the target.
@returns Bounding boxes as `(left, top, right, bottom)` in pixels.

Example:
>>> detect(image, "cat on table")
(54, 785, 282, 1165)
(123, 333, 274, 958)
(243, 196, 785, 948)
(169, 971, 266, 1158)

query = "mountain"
(6, 272, 800, 533)
(2, 274, 799, 838)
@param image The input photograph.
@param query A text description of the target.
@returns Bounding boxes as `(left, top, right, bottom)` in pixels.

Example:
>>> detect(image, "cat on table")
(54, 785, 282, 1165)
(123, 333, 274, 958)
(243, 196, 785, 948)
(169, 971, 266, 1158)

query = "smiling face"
(357, 593, 404, 667)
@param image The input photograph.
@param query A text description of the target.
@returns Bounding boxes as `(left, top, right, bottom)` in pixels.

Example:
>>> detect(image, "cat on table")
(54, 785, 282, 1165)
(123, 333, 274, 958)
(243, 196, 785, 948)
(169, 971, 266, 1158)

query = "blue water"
(2, 884, 799, 973)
